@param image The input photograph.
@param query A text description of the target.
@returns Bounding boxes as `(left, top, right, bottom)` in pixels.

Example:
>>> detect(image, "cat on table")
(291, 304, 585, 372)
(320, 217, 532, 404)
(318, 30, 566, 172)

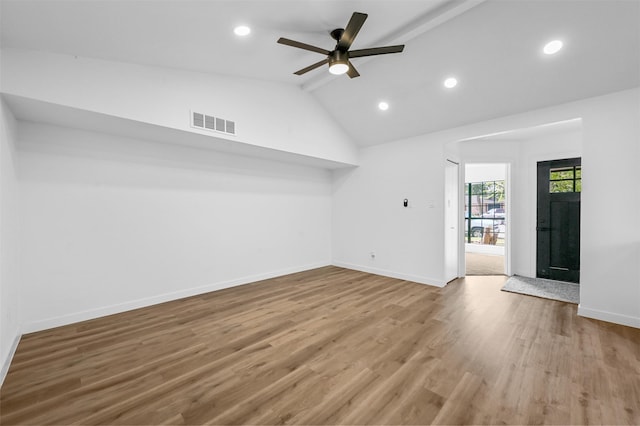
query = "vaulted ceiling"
(1, 0, 638, 146)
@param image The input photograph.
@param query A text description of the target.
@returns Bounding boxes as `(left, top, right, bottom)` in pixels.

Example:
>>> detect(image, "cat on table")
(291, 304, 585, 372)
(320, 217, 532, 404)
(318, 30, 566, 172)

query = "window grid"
(549, 166, 582, 193)
(465, 180, 505, 245)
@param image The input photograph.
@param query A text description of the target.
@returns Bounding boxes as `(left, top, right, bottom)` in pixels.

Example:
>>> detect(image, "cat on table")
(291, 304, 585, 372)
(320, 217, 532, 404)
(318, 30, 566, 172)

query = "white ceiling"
(1, 0, 639, 147)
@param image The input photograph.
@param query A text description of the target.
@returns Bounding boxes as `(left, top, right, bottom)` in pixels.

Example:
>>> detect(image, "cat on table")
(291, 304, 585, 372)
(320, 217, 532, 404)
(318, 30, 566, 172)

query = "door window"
(549, 165, 581, 193)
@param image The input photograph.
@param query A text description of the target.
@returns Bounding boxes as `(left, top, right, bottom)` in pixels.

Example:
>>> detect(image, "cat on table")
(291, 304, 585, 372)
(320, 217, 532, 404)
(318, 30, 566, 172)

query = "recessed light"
(234, 25, 251, 36)
(444, 77, 458, 89)
(378, 101, 389, 111)
(543, 40, 563, 55)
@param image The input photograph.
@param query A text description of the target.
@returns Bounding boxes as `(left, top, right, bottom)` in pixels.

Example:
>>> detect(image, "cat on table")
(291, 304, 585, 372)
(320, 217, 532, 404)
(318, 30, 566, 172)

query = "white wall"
(0, 48, 358, 166)
(17, 122, 333, 332)
(0, 98, 21, 384)
(332, 135, 446, 286)
(465, 163, 506, 183)
(578, 90, 640, 328)
(333, 88, 639, 328)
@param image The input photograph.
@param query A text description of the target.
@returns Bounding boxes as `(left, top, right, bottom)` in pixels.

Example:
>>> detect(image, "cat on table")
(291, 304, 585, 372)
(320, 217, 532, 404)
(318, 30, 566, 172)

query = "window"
(549, 166, 581, 193)
(465, 180, 505, 245)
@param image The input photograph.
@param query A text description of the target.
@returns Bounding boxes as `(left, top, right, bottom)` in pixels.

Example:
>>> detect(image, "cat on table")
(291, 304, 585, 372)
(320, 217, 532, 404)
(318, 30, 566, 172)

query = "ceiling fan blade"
(277, 37, 330, 55)
(346, 61, 360, 79)
(294, 58, 329, 75)
(349, 45, 405, 58)
(337, 12, 367, 51)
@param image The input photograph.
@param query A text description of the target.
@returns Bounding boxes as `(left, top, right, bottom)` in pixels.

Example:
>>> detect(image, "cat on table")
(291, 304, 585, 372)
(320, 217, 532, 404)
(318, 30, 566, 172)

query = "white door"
(444, 160, 459, 282)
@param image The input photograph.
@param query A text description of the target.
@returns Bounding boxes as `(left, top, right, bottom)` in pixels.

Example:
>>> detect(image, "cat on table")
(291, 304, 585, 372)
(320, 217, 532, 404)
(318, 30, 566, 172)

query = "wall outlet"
(370, 251, 376, 259)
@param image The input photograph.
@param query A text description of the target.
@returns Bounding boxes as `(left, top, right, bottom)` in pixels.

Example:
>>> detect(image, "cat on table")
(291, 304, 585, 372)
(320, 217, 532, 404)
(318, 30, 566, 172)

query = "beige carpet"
(466, 252, 505, 275)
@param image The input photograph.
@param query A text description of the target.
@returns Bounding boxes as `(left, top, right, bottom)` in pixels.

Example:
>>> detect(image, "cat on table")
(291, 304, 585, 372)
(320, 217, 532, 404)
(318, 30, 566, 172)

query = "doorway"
(536, 158, 581, 283)
(465, 163, 507, 276)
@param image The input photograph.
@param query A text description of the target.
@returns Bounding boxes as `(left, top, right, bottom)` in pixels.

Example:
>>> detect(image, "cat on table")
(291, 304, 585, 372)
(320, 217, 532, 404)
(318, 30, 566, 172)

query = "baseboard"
(332, 261, 445, 287)
(0, 330, 22, 388)
(23, 261, 330, 334)
(578, 305, 640, 329)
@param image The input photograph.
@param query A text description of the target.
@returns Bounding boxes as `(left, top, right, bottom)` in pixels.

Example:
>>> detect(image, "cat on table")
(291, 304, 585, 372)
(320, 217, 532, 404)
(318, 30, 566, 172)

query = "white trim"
(578, 305, 640, 329)
(504, 163, 512, 276)
(1, 330, 22, 388)
(332, 261, 445, 287)
(444, 160, 460, 283)
(23, 262, 330, 334)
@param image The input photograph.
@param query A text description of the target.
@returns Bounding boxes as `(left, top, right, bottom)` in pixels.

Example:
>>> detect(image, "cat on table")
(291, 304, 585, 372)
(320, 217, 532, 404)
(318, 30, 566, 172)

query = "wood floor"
(2, 266, 639, 425)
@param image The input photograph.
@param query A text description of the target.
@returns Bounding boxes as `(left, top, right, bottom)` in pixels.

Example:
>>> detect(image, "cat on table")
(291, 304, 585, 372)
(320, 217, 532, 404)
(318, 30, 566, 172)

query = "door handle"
(537, 227, 551, 231)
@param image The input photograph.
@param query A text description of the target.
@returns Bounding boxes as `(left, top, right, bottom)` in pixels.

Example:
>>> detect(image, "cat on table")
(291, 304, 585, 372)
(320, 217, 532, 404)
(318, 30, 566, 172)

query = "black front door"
(536, 158, 581, 283)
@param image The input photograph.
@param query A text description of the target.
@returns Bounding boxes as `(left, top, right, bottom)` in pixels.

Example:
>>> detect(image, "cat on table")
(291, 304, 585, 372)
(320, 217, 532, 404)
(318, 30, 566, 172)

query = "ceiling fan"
(277, 12, 405, 78)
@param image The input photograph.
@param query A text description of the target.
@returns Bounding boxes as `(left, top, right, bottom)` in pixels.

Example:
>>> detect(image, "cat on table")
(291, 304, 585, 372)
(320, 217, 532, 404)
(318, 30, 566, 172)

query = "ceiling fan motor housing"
(330, 28, 345, 42)
(329, 50, 349, 65)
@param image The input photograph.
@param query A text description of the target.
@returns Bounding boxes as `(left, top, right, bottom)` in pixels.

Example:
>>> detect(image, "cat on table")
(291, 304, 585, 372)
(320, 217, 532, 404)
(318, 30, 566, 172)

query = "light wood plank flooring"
(1, 266, 639, 425)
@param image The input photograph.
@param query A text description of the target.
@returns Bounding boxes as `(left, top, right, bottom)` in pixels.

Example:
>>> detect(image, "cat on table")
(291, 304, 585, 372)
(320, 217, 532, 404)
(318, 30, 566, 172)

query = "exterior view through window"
(465, 180, 505, 246)
(549, 165, 581, 193)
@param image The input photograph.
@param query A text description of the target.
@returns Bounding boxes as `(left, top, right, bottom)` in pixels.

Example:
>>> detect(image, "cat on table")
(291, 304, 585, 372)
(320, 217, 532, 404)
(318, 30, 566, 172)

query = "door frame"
(444, 159, 460, 282)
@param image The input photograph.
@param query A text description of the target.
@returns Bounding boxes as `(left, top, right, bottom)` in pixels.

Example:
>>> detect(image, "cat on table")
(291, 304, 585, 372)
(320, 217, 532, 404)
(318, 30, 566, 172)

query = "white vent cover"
(193, 112, 204, 128)
(191, 111, 236, 136)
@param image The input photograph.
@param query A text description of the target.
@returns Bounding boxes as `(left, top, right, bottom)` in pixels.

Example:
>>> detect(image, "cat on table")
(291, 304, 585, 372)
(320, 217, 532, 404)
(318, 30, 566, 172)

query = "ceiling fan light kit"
(328, 51, 349, 75)
(277, 12, 405, 79)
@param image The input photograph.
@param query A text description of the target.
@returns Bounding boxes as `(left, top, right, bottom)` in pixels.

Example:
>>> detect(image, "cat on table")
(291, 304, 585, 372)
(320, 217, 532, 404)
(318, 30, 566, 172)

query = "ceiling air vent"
(192, 112, 204, 128)
(204, 115, 215, 130)
(215, 117, 225, 132)
(190, 110, 236, 136)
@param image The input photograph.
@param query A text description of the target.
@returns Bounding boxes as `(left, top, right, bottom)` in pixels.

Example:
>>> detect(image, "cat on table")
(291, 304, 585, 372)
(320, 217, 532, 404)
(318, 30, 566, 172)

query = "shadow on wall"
(17, 121, 332, 194)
